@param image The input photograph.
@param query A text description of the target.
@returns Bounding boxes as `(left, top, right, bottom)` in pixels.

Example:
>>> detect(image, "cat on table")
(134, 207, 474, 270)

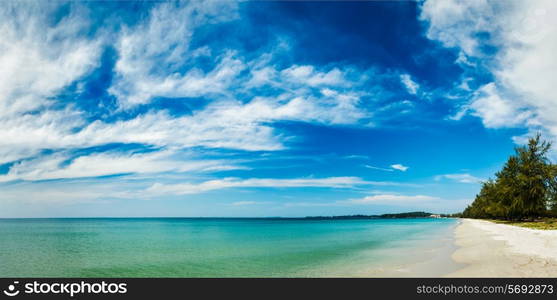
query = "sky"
(0, 0, 556, 217)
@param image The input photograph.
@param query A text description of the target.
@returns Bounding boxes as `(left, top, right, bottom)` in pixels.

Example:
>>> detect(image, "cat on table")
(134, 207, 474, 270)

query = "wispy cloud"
(341, 194, 439, 205)
(364, 164, 409, 172)
(364, 165, 394, 172)
(343, 155, 370, 160)
(0, 1, 381, 167)
(0, 2, 102, 163)
(110, 1, 240, 108)
(144, 177, 411, 196)
(468, 83, 531, 128)
(421, 0, 557, 144)
(0, 0, 510, 217)
(0, 150, 244, 182)
(0, 0, 434, 196)
(434, 173, 483, 184)
(400, 74, 419, 95)
(390, 164, 409, 172)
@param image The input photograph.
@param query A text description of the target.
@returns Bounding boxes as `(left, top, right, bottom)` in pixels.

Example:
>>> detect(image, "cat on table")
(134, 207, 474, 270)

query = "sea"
(0, 218, 461, 277)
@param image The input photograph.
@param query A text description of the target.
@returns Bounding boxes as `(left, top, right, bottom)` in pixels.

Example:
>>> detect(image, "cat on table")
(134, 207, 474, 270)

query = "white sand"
(447, 219, 557, 277)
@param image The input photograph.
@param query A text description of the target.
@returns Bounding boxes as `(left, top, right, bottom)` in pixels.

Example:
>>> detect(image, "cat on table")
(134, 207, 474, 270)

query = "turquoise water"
(0, 218, 458, 277)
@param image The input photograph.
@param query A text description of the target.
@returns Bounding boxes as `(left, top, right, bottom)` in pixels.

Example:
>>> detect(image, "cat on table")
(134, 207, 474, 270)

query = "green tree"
(513, 134, 552, 219)
(462, 134, 557, 220)
(548, 164, 557, 216)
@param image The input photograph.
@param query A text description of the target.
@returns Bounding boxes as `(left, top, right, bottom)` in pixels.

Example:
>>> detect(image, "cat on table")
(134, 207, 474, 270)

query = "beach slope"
(448, 219, 557, 277)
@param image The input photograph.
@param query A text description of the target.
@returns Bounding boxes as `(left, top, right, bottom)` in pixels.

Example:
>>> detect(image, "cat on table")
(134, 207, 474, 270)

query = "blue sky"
(0, 0, 555, 217)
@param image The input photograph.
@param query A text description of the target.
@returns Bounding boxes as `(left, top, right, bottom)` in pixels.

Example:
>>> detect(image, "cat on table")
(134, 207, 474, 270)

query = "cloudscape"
(1, 0, 555, 218)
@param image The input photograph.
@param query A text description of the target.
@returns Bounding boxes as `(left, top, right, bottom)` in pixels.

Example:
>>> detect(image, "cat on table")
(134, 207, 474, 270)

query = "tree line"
(461, 134, 557, 220)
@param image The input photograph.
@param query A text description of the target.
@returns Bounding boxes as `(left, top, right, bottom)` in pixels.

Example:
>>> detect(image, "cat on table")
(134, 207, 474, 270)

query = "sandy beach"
(448, 219, 557, 277)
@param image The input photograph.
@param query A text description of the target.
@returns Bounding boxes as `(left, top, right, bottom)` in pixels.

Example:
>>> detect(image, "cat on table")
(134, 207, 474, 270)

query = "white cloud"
(0, 62, 374, 162)
(144, 176, 406, 196)
(108, 2, 361, 115)
(420, 0, 502, 57)
(469, 83, 530, 128)
(378, 100, 414, 114)
(0, 1, 383, 173)
(245, 66, 277, 88)
(110, 0, 240, 108)
(390, 164, 409, 172)
(0, 2, 101, 117)
(434, 173, 483, 184)
(0, 0, 423, 211)
(364, 165, 394, 172)
(343, 194, 439, 205)
(280, 65, 346, 87)
(447, 105, 469, 121)
(75, 109, 283, 151)
(73, 91, 364, 150)
(0, 150, 243, 182)
(364, 164, 409, 172)
(344, 155, 370, 160)
(0, 2, 373, 191)
(421, 0, 557, 144)
(0, 2, 101, 162)
(400, 74, 419, 95)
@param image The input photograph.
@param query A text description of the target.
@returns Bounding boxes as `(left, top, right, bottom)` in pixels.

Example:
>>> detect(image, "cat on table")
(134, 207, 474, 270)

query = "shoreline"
(350, 218, 463, 277)
(447, 219, 557, 277)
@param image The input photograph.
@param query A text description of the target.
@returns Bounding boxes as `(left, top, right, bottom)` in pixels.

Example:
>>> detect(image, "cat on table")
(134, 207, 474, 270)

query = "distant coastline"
(0, 211, 457, 220)
(301, 211, 449, 220)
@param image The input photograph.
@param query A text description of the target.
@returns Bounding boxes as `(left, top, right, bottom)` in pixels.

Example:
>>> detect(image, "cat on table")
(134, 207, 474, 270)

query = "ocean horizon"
(0, 217, 459, 277)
